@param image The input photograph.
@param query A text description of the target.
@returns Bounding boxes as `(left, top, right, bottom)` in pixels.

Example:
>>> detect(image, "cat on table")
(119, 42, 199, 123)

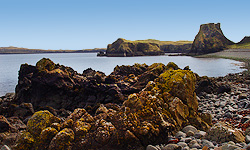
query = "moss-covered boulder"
(190, 23, 234, 54)
(106, 38, 165, 57)
(27, 110, 58, 136)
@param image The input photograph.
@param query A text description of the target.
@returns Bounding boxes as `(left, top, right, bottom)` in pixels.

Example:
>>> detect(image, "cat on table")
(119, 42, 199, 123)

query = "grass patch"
(227, 42, 250, 49)
(122, 39, 193, 46)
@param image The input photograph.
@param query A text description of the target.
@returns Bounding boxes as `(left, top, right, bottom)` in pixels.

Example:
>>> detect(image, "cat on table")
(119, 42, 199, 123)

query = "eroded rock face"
(190, 23, 234, 54)
(14, 58, 124, 110)
(106, 38, 165, 57)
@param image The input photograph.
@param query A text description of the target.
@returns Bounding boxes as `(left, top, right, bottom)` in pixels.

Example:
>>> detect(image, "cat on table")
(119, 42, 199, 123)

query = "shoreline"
(194, 49, 250, 72)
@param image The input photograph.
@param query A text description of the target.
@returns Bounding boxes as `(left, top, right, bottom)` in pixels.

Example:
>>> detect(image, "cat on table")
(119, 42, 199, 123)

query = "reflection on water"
(0, 53, 245, 96)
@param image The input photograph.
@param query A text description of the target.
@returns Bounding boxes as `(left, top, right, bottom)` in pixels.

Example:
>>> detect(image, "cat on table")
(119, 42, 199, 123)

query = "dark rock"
(106, 38, 165, 57)
(14, 58, 125, 111)
(217, 85, 231, 94)
(190, 23, 234, 54)
(7, 116, 26, 130)
(0, 116, 15, 133)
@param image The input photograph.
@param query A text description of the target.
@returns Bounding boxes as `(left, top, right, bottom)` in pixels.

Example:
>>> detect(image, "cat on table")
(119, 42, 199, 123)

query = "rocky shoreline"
(0, 58, 250, 150)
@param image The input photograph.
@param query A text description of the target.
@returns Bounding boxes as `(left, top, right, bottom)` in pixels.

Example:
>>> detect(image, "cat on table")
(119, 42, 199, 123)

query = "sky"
(0, 0, 249, 50)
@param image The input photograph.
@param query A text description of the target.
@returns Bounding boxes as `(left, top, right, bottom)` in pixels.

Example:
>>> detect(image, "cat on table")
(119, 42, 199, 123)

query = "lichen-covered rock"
(48, 128, 74, 150)
(15, 131, 35, 150)
(106, 38, 165, 57)
(190, 23, 234, 54)
(154, 69, 198, 110)
(27, 110, 57, 136)
(36, 58, 55, 72)
(39, 127, 58, 149)
(206, 122, 245, 143)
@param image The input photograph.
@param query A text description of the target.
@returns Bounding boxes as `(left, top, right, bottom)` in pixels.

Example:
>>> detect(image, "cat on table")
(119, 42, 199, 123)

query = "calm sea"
(0, 53, 245, 96)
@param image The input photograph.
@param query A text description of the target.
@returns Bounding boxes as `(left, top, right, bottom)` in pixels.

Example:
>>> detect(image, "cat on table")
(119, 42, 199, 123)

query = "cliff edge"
(106, 38, 165, 57)
(190, 23, 234, 54)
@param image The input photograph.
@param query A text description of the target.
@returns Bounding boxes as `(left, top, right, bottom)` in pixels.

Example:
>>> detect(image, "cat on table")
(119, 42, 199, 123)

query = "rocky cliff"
(160, 43, 192, 53)
(190, 23, 234, 54)
(106, 38, 165, 56)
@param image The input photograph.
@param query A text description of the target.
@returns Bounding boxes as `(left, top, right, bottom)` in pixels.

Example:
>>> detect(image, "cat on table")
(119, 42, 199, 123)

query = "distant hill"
(0, 46, 106, 54)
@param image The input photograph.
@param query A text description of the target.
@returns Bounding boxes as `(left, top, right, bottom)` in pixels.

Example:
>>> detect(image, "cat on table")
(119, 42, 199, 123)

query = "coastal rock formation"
(190, 23, 234, 54)
(12, 59, 212, 149)
(160, 44, 192, 53)
(106, 38, 165, 56)
(14, 58, 124, 110)
(238, 36, 250, 44)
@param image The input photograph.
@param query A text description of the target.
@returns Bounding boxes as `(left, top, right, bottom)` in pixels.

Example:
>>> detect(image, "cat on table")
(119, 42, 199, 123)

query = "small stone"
(177, 142, 187, 148)
(1, 145, 11, 150)
(186, 131, 195, 137)
(183, 147, 190, 150)
(194, 131, 207, 139)
(239, 93, 248, 100)
(146, 145, 158, 150)
(180, 137, 192, 143)
(228, 141, 235, 145)
(189, 140, 201, 149)
(202, 139, 214, 148)
(241, 116, 250, 124)
(182, 125, 198, 134)
(246, 135, 250, 143)
(175, 131, 186, 138)
(162, 144, 181, 150)
(202, 146, 208, 150)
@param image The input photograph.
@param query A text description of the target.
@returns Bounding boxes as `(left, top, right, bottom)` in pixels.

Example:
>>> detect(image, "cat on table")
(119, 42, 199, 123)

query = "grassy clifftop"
(135, 39, 192, 46)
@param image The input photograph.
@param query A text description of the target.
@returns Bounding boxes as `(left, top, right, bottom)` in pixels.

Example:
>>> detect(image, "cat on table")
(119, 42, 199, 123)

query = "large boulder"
(206, 122, 245, 143)
(106, 38, 165, 57)
(190, 23, 234, 54)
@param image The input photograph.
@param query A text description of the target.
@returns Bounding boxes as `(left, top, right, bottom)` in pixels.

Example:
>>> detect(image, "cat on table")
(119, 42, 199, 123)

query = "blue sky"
(0, 0, 249, 50)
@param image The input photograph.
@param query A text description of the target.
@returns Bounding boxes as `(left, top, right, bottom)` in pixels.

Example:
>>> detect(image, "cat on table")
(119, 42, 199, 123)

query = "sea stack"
(190, 23, 234, 54)
(106, 38, 165, 57)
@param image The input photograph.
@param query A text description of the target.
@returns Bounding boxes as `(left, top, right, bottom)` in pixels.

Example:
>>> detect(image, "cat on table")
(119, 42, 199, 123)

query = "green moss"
(166, 62, 179, 70)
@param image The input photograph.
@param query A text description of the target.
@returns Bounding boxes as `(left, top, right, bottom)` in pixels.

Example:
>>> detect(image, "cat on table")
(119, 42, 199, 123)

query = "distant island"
(1, 23, 250, 56)
(98, 23, 250, 57)
(0, 46, 106, 54)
